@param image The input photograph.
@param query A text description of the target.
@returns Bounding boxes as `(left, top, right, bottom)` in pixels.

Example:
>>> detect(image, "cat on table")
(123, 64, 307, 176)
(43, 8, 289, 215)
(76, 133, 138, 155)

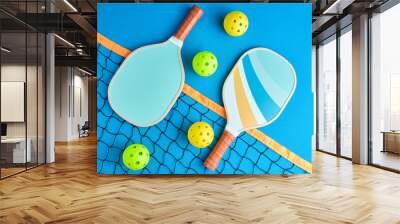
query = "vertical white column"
(46, 34, 55, 163)
(352, 14, 369, 164)
(46, 1, 55, 163)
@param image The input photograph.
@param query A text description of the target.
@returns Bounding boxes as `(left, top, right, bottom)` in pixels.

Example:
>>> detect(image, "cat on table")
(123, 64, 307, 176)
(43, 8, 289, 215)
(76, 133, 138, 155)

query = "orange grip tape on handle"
(175, 5, 203, 42)
(204, 130, 235, 170)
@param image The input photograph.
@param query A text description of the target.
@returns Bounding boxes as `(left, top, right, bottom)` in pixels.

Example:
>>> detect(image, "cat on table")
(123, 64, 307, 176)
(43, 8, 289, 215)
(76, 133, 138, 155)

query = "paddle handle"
(204, 130, 235, 170)
(175, 5, 203, 42)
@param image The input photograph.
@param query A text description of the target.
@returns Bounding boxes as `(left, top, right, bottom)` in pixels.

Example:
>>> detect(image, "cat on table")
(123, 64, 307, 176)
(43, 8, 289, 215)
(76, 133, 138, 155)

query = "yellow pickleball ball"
(187, 121, 214, 148)
(223, 11, 248, 37)
(192, 51, 218, 77)
(122, 144, 150, 170)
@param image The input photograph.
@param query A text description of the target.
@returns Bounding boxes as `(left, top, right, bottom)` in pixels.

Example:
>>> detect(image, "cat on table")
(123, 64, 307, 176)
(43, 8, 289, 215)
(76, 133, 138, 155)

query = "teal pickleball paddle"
(108, 6, 203, 127)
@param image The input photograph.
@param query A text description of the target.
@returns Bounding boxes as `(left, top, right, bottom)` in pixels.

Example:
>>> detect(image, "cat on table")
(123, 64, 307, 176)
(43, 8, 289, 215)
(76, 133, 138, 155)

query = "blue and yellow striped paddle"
(204, 48, 297, 170)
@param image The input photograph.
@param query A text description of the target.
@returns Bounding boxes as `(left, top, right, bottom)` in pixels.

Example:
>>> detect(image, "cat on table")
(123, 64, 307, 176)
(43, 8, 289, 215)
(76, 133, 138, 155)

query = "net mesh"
(97, 44, 306, 174)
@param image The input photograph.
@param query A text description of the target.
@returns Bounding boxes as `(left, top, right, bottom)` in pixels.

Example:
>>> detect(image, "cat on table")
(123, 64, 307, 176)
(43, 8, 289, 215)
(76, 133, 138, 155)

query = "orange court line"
(182, 85, 226, 118)
(97, 33, 131, 58)
(97, 33, 312, 173)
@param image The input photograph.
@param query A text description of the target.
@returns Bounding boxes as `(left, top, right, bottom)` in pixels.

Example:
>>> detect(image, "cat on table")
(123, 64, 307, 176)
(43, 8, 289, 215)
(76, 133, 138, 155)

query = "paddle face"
(108, 6, 203, 127)
(108, 39, 184, 127)
(222, 48, 297, 136)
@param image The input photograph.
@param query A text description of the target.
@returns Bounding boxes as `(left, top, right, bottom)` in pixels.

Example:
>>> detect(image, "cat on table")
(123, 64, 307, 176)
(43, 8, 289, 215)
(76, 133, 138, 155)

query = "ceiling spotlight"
(322, 0, 355, 15)
(1, 47, 11, 53)
(63, 0, 78, 12)
(78, 67, 93, 76)
(54, 34, 75, 48)
(76, 48, 85, 55)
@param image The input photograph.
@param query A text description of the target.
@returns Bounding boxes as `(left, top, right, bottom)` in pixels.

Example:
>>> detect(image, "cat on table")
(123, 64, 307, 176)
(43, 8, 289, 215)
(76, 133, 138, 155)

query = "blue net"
(97, 44, 306, 174)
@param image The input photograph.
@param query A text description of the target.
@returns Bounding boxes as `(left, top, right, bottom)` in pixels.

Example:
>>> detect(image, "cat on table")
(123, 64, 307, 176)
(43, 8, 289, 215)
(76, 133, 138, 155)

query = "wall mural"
(97, 3, 313, 174)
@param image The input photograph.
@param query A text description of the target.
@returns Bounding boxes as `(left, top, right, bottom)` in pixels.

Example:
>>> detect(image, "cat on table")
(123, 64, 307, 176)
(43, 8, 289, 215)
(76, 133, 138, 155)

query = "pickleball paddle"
(108, 6, 203, 127)
(204, 48, 297, 171)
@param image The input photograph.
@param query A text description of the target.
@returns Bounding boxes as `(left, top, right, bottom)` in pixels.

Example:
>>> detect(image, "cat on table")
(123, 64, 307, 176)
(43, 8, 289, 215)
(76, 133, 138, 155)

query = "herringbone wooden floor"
(1, 135, 400, 224)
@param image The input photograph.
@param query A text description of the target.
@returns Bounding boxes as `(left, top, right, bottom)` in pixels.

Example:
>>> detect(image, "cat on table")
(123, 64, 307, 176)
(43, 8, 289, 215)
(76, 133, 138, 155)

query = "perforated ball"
(122, 144, 150, 170)
(187, 121, 214, 148)
(223, 11, 248, 37)
(192, 51, 218, 77)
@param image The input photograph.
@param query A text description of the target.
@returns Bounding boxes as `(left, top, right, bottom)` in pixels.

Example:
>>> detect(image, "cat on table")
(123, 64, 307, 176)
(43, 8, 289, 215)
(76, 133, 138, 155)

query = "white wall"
(1, 65, 25, 131)
(72, 73, 89, 138)
(1, 65, 26, 139)
(54, 67, 89, 141)
(55, 66, 69, 141)
(1, 63, 46, 163)
(1, 65, 41, 137)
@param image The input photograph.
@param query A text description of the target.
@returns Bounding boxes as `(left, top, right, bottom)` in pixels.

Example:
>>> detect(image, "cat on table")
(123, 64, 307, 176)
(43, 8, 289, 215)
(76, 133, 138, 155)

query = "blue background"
(97, 3, 313, 173)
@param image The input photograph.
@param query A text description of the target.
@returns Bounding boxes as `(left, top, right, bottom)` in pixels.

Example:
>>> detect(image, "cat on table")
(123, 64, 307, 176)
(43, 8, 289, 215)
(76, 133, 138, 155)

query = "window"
(317, 36, 337, 154)
(370, 2, 400, 171)
(339, 28, 352, 158)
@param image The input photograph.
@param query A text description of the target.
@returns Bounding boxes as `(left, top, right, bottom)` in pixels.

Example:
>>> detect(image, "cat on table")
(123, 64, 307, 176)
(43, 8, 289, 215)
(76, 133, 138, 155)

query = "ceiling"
(311, 0, 391, 43)
(0, 0, 97, 72)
